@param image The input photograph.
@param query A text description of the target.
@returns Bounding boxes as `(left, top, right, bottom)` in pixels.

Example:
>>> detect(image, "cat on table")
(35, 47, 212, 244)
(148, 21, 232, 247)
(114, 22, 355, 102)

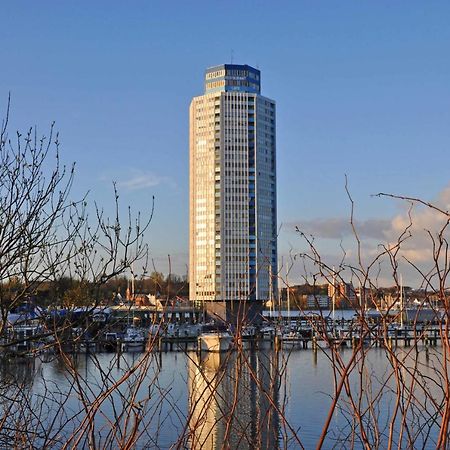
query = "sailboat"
(281, 266, 301, 347)
(121, 264, 146, 352)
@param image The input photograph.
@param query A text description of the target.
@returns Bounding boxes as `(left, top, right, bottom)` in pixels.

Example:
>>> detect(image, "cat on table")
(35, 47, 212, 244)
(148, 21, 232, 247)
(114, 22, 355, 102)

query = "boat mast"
(359, 280, 362, 311)
(400, 274, 404, 328)
(332, 267, 336, 321)
(268, 264, 273, 320)
(286, 264, 290, 327)
(131, 261, 135, 325)
(131, 261, 135, 301)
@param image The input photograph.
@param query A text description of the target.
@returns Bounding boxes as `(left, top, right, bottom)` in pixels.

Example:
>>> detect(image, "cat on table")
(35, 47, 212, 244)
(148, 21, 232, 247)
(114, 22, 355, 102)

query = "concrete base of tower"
(204, 299, 263, 326)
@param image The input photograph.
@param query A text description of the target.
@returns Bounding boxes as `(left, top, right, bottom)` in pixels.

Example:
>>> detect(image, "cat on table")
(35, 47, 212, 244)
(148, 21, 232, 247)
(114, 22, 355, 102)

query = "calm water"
(0, 342, 444, 449)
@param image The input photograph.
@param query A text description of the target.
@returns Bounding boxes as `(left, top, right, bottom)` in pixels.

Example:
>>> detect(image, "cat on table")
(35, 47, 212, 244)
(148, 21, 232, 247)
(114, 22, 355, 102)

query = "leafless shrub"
(1, 100, 449, 449)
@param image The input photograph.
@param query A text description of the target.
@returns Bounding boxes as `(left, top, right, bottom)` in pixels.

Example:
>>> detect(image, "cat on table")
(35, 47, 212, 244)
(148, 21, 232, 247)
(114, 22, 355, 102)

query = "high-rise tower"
(189, 64, 277, 322)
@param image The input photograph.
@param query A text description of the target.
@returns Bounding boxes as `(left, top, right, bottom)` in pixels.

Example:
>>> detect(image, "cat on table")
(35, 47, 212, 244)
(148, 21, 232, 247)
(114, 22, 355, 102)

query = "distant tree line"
(3, 272, 189, 309)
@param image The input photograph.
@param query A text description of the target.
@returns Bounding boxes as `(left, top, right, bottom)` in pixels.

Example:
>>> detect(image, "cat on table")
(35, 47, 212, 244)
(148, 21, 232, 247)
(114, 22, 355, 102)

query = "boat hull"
(121, 341, 145, 352)
(199, 333, 232, 353)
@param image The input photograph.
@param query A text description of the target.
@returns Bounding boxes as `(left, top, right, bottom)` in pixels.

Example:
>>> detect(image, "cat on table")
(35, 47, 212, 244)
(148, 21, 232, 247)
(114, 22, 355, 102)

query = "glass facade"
(204, 64, 261, 95)
(190, 64, 277, 304)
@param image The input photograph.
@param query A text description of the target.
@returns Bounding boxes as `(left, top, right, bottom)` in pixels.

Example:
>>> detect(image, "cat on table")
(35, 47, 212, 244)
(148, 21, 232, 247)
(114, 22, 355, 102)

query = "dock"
(0, 313, 444, 357)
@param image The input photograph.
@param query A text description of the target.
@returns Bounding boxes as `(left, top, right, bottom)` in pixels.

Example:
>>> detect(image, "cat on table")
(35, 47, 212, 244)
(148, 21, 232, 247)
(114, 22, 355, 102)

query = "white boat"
(260, 325, 275, 340)
(121, 326, 146, 352)
(241, 325, 256, 338)
(198, 324, 233, 353)
(6, 323, 45, 355)
(149, 323, 163, 336)
(281, 330, 302, 348)
(92, 308, 111, 323)
(169, 323, 201, 338)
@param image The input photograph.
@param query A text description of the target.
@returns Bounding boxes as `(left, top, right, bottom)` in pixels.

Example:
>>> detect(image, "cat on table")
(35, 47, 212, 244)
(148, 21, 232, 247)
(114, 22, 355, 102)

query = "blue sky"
(2, 1, 450, 284)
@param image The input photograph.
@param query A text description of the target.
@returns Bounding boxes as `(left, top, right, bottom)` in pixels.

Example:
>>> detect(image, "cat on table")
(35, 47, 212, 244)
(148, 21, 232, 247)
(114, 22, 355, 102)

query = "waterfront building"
(189, 64, 277, 321)
(306, 294, 331, 309)
(328, 281, 357, 308)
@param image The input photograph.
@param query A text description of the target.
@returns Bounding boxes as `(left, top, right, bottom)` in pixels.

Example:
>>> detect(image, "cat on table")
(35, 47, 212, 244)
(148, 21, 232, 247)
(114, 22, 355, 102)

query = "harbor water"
(0, 341, 444, 449)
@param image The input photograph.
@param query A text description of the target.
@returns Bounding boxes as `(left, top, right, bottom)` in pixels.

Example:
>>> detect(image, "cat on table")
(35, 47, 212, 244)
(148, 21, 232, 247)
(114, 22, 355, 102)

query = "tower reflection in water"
(187, 350, 280, 449)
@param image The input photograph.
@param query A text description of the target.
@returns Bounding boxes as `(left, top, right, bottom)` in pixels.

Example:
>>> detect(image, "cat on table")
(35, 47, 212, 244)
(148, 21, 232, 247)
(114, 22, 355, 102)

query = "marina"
(0, 305, 444, 358)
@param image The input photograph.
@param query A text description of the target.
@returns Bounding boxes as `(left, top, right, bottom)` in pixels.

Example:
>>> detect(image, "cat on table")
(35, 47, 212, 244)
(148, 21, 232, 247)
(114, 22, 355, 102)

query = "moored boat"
(121, 326, 146, 352)
(281, 330, 302, 348)
(198, 324, 232, 353)
(5, 324, 46, 356)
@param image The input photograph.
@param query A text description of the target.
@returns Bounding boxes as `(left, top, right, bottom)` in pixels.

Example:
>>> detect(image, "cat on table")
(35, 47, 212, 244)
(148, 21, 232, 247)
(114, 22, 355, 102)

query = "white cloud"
(282, 185, 450, 287)
(385, 185, 450, 264)
(285, 217, 391, 240)
(103, 169, 176, 191)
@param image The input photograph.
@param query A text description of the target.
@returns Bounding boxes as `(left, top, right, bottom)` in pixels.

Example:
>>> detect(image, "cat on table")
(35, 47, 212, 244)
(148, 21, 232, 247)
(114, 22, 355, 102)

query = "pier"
(0, 310, 444, 357)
